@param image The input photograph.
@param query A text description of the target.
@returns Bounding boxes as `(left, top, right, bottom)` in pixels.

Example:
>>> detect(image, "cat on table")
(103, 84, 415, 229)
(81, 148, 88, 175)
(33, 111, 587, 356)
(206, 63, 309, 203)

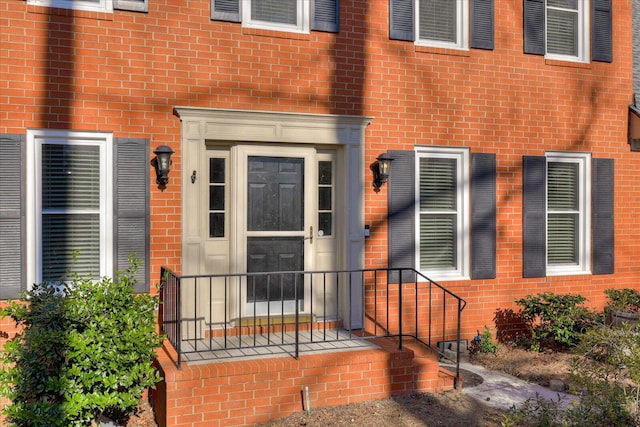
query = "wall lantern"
(370, 153, 394, 192)
(153, 145, 174, 186)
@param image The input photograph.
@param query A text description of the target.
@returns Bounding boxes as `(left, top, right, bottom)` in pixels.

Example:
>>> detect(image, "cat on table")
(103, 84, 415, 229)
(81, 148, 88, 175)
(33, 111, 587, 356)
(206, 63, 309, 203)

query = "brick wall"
(1, 0, 638, 419)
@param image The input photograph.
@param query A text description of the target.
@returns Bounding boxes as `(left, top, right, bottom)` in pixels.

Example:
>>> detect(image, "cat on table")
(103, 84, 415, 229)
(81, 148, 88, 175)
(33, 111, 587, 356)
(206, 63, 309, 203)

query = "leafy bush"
(469, 326, 499, 355)
(515, 292, 600, 351)
(0, 260, 163, 426)
(604, 287, 640, 313)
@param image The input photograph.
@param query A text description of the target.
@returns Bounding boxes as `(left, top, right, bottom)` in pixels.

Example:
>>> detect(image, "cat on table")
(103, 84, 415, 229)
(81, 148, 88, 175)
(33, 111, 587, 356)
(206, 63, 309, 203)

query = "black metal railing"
(159, 267, 466, 383)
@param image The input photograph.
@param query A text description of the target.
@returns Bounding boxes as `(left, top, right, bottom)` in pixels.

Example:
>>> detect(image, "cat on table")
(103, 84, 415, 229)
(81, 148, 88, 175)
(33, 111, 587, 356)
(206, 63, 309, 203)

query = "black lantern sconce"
(370, 153, 394, 192)
(153, 145, 174, 186)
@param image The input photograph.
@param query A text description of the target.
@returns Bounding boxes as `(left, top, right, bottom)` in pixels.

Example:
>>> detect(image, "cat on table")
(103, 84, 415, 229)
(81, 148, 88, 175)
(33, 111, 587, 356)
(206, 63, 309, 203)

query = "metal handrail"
(159, 267, 466, 385)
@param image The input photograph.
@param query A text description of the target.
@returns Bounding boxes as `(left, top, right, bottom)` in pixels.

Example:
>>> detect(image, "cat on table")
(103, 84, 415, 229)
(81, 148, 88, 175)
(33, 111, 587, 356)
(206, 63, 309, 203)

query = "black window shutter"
(312, 0, 339, 32)
(471, 153, 496, 279)
(523, 0, 545, 55)
(592, 0, 612, 63)
(387, 150, 416, 283)
(390, 0, 414, 41)
(212, 0, 241, 22)
(114, 0, 148, 12)
(470, 0, 494, 50)
(0, 134, 24, 299)
(592, 158, 614, 274)
(114, 138, 150, 293)
(522, 156, 546, 278)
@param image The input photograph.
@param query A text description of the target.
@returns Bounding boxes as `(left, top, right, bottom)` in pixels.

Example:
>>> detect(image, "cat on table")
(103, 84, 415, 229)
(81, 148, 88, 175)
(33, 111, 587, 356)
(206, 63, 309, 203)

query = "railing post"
(398, 269, 402, 350)
(456, 298, 462, 389)
(295, 272, 299, 359)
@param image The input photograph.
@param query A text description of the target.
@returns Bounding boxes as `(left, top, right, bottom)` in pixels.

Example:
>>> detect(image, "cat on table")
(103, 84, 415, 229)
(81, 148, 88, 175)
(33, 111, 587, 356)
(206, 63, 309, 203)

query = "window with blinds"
(41, 144, 102, 282)
(27, 0, 112, 13)
(416, 148, 469, 280)
(545, 0, 588, 62)
(244, 0, 306, 32)
(416, 0, 467, 49)
(545, 153, 590, 275)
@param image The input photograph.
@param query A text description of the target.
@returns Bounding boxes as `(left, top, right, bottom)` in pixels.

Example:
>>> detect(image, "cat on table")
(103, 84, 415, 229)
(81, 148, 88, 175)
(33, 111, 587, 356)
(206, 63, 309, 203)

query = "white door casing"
(174, 107, 372, 330)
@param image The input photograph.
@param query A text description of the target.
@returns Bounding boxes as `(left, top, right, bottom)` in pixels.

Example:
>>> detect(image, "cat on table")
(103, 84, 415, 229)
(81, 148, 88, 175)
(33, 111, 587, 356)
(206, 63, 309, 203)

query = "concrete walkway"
(453, 361, 579, 411)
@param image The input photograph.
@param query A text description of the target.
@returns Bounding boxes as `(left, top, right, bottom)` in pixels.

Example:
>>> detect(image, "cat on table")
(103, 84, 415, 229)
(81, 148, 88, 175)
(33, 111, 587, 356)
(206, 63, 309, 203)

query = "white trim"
(415, 0, 469, 50)
(27, 0, 114, 13)
(414, 146, 470, 281)
(544, 0, 590, 63)
(241, 0, 309, 34)
(545, 151, 591, 275)
(26, 129, 113, 286)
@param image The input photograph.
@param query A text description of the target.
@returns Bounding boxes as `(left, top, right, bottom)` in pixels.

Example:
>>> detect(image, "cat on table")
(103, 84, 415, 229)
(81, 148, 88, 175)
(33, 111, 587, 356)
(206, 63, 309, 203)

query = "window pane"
(319, 213, 332, 236)
(419, 214, 456, 269)
(548, 162, 578, 210)
(251, 0, 297, 25)
(209, 186, 225, 210)
(318, 187, 332, 211)
(548, 214, 578, 264)
(547, 9, 578, 56)
(42, 213, 100, 282)
(42, 144, 100, 209)
(547, 0, 577, 10)
(209, 213, 224, 238)
(318, 161, 332, 185)
(419, 0, 456, 43)
(419, 158, 457, 210)
(209, 158, 225, 183)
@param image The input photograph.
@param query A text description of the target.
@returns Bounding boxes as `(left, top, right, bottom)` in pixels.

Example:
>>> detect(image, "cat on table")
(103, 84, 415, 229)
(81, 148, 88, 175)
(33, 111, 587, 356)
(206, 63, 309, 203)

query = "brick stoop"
(151, 336, 455, 427)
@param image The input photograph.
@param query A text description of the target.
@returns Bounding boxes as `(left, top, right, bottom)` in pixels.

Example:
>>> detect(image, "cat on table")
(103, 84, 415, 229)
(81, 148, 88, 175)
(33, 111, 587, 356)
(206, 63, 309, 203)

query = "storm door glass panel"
(251, 0, 297, 25)
(41, 143, 101, 282)
(318, 160, 333, 236)
(246, 156, 304, 308)
(419, 157, 457, 270)
(419, 0, 456, 43)
(547, 162, 579, 265)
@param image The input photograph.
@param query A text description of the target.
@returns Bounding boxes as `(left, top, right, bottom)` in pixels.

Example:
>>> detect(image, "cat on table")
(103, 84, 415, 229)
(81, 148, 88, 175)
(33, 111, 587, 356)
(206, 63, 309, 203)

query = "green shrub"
(515, 292, 599, 351)
(469, 326, 499, 355)
(0, 259, 164, 426)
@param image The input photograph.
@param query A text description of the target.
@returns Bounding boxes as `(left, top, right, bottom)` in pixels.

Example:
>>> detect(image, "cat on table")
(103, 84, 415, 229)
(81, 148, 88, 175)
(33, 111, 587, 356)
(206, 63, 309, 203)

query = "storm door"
(244, 150, 315, 315)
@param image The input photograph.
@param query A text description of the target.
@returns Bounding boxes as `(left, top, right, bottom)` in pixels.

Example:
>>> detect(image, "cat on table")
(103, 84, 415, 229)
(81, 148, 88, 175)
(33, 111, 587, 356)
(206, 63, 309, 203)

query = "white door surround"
(174, 107, 372, 328)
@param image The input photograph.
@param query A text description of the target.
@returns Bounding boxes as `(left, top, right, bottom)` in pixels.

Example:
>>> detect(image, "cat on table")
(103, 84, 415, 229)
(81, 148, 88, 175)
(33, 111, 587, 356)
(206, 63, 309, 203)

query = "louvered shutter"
(592, 0, 612, 62)
(523, 156, 546, 278)
(471, 153, 496, 279)
(390, 0, 414, 41)
(523, 0, 545, 55)
(592, 158, 614, 274)
(0, 134, 24, 299)
(312, 0, 339, 32)
(114, 138, 150, 293)
(470, 0, 494, 50)
(388, 150, 416, 283)
(114, 0, 148, 12)
(212, 0, 241, 22)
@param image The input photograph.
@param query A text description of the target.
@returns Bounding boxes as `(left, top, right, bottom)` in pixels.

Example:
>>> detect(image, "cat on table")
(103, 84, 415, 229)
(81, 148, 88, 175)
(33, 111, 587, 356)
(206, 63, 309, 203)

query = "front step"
(393, 337, 458, 393)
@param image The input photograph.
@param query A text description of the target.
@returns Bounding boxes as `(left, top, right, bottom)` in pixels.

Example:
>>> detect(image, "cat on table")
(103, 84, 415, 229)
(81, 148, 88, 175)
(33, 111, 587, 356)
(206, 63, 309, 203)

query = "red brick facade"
(1, 0, 637, 425)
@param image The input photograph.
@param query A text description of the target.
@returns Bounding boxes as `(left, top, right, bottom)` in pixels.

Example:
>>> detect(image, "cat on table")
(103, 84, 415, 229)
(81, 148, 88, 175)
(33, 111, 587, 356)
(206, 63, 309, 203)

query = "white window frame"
(414, 147, 470, 281)
(415, 0, 469, 50)
(26, 129, 113, 286)
(27, 0, 114, 13)
(545, 152, 591, 276)
(545, 0, 590, 63)
(241, 0, 309, 34)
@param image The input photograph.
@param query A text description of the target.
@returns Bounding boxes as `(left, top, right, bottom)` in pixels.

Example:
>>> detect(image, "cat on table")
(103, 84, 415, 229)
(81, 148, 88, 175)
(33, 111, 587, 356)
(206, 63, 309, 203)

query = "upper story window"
(546, 0, 589, 62)
(390, 0, 494, 51)
(417, 0, 468, 49)
(524, 0, 612, 63)
(28, 0, 114, 13)
(212, 0, 339, 33)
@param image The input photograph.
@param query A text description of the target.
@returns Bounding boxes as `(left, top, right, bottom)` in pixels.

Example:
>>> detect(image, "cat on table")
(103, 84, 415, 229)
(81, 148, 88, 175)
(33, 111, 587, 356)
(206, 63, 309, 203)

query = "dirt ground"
(132, 346, 575, 426)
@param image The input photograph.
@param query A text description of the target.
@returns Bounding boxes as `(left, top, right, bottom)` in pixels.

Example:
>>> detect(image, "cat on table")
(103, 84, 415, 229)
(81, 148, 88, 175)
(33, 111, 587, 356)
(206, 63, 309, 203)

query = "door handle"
(304, 226, 313, 244)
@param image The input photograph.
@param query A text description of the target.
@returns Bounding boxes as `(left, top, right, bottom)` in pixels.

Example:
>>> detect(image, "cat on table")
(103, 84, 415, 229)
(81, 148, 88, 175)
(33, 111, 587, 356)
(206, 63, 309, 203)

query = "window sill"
(544, 58, 592, 70)
(28, 5, 113, 21)
(242, 27, 311, 41)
